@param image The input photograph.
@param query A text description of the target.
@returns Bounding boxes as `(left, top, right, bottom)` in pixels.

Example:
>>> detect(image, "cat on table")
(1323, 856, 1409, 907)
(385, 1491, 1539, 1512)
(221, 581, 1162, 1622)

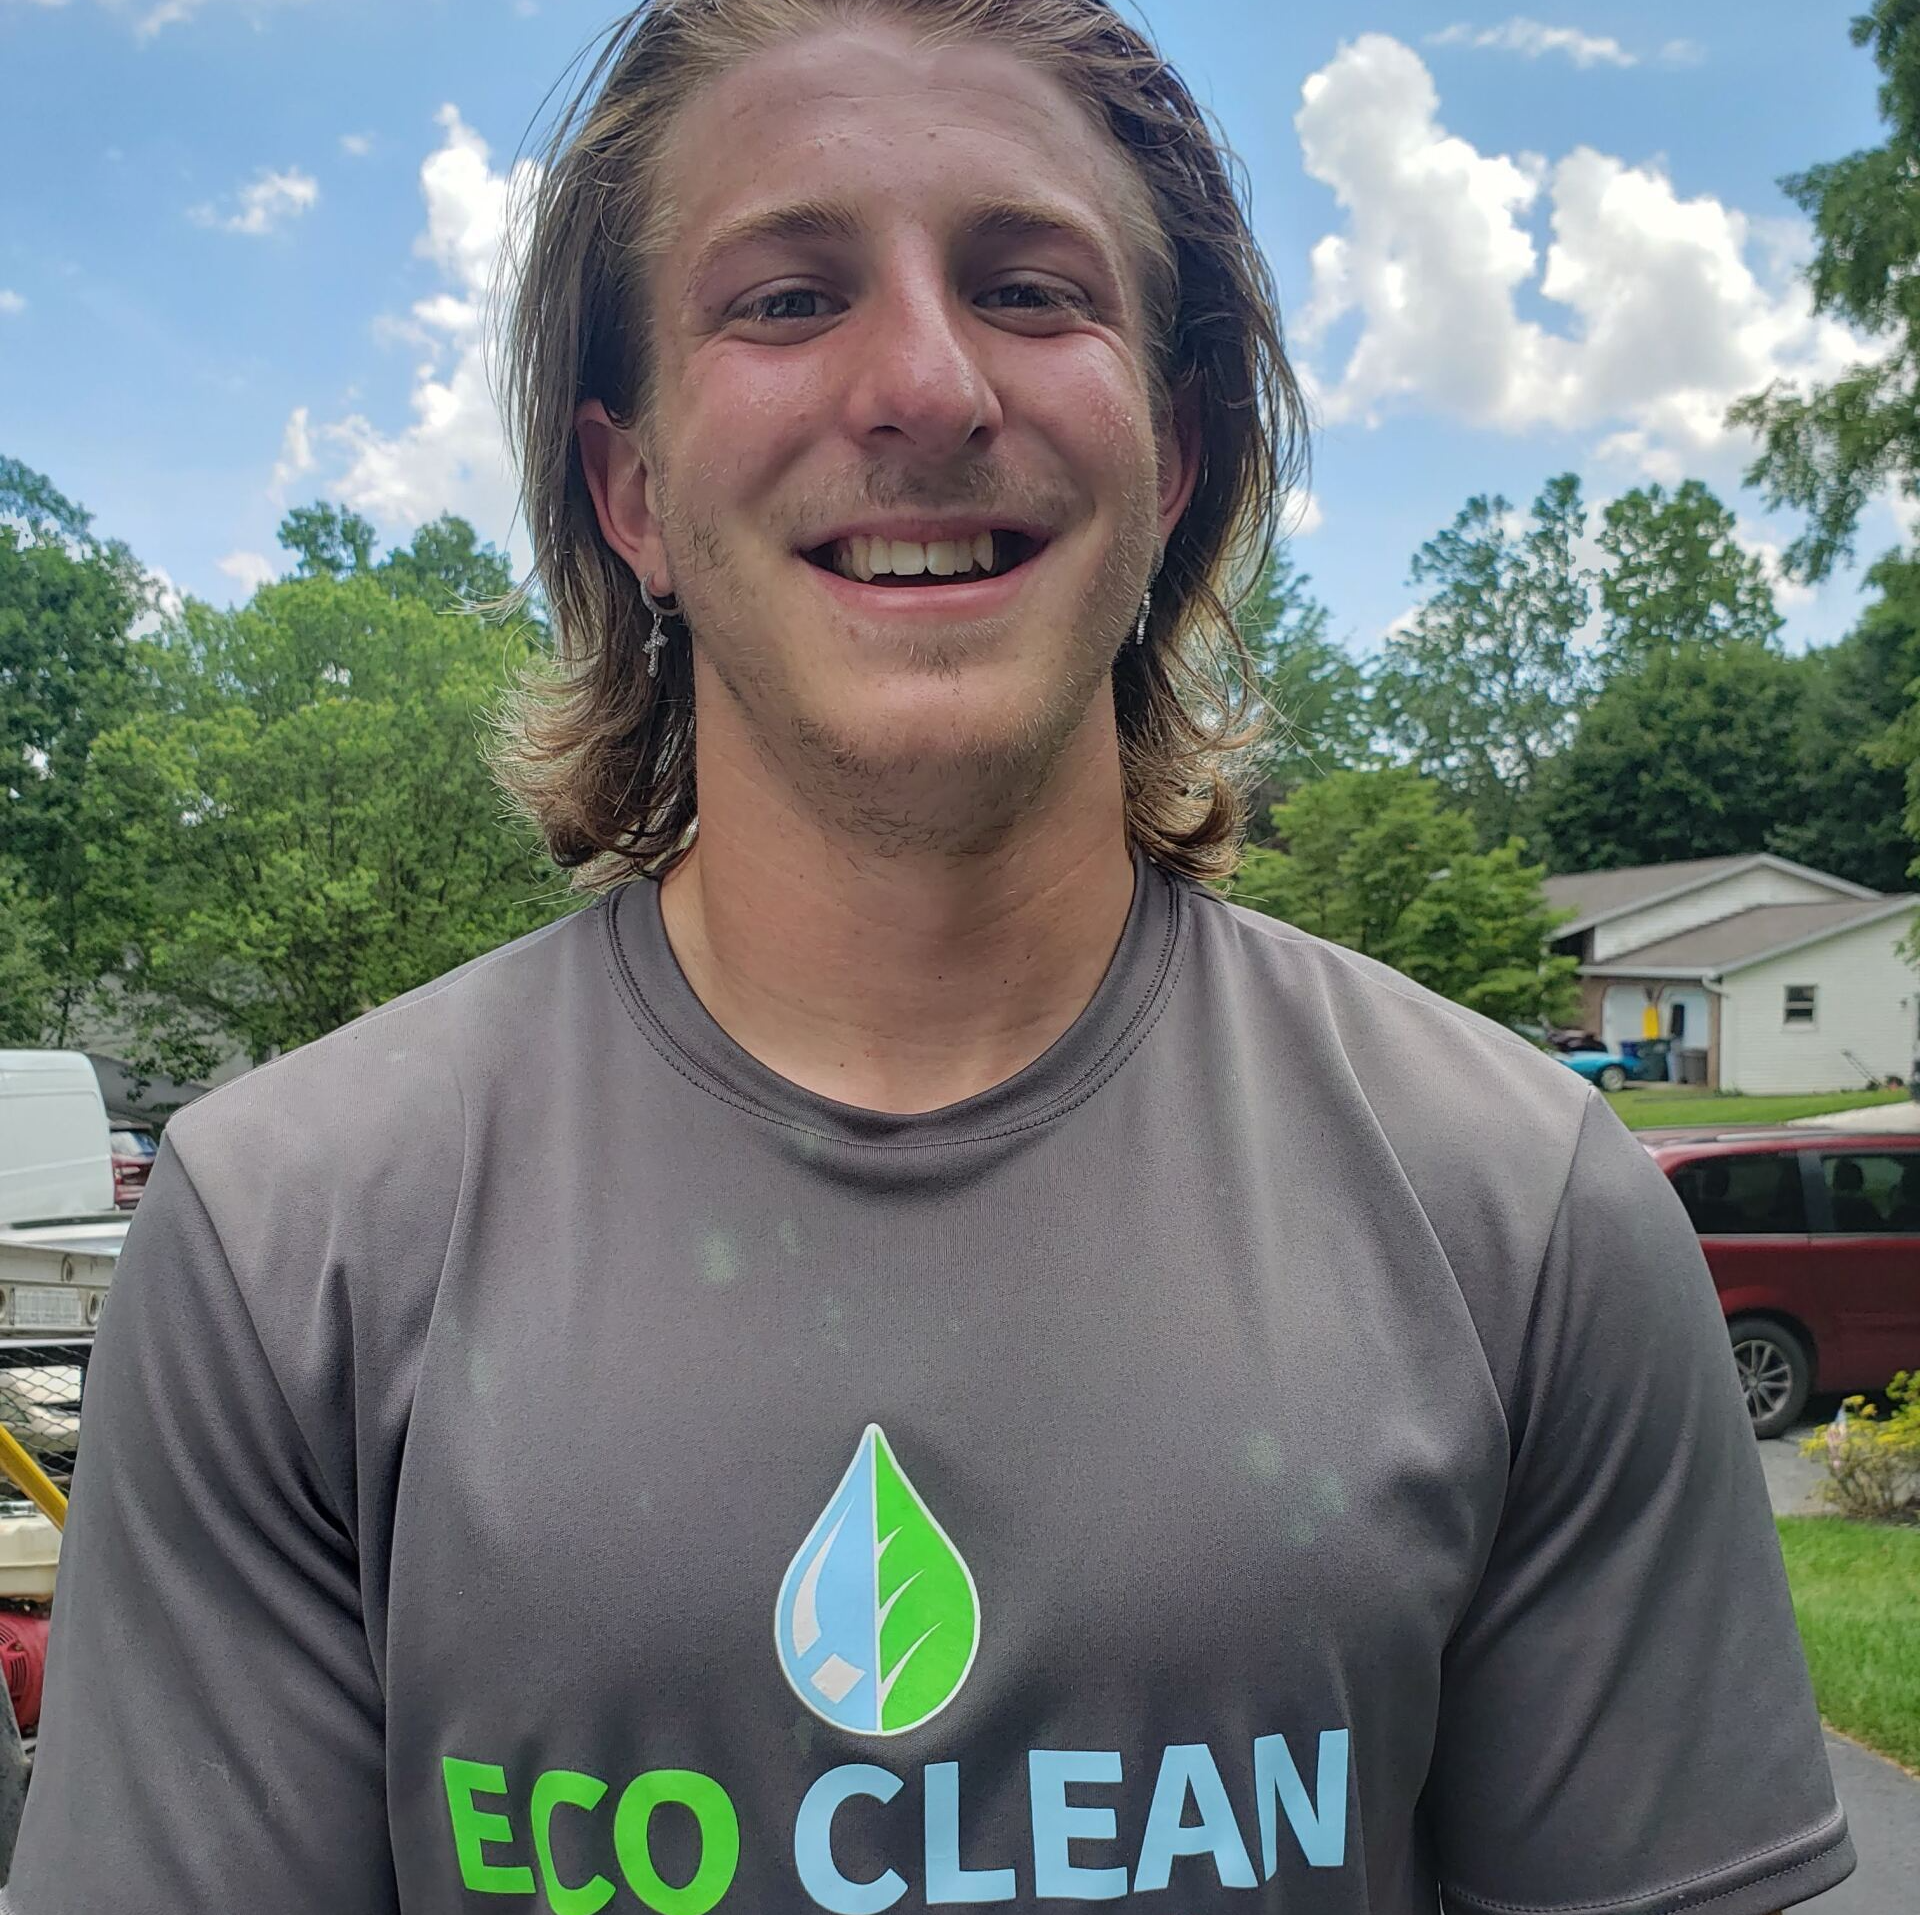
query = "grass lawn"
(1602, 1086, 1909, 1131)
(1776, 1517, 1920, 1775)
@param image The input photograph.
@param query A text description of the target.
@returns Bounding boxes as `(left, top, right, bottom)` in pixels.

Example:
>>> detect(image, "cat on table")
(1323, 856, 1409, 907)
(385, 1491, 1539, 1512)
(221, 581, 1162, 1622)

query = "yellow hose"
(0, 1425, 66, 1531)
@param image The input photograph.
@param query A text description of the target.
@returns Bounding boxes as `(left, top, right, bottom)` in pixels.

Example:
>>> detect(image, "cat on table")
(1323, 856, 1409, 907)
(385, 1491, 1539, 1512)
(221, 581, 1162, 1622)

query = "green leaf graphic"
(871, 1428, 979, 1734)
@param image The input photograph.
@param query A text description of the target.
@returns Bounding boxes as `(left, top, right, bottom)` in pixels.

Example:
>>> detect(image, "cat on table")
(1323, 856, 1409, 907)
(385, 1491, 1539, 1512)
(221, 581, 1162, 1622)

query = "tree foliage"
(1231, 548, 1372, 840)
(1533, 642, 1807, 872)
(1374, 473, 1592, 846)
(1596, 480, 1782, 666)
(0, 459, 160, 1043)
(1728, 1, 1920, 580)
(1233, 768, 1580, 1028)
(84, 547, 562, 1075)
(1774, 549, 1920, 892)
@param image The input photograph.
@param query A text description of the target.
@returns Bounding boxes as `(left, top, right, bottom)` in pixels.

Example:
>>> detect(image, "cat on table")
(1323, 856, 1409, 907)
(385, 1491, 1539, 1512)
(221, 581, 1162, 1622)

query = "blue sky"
(0, 0, 1893, 656)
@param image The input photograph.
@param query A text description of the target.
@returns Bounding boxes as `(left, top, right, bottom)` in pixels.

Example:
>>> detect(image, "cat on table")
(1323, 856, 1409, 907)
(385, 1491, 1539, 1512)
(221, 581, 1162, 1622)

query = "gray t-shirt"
(8, 852, 1854, 1914)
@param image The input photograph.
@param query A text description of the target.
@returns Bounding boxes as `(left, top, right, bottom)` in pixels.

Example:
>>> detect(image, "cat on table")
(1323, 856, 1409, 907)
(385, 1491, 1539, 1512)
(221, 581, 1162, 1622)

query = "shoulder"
(1185, 885, 1594, 1141)
(161, 896, 613, 1285)
(1181, 885, 1648, 1410)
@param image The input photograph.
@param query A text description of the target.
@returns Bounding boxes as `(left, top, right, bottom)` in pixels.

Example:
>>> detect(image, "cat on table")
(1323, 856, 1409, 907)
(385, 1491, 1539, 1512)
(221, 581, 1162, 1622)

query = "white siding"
(1593, 864, 1846, 962)
(1718, 913, 1920, 1093)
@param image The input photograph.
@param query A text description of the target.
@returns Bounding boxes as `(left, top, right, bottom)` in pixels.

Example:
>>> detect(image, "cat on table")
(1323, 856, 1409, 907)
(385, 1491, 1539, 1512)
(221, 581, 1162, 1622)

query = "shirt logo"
(775, 1423, 981, 1736)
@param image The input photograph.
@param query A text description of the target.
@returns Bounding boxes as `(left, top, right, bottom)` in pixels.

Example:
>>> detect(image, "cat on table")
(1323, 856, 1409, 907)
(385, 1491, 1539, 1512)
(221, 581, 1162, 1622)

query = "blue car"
(1557, 1050, 1632, 1093)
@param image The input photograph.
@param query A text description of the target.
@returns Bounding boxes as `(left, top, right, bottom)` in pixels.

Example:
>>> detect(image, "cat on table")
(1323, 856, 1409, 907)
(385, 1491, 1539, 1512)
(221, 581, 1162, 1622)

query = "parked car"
(1641, 1128, 1920, 1437)
(108, 1126, 157, 1209)
(1558, 1049, 1635, 1094)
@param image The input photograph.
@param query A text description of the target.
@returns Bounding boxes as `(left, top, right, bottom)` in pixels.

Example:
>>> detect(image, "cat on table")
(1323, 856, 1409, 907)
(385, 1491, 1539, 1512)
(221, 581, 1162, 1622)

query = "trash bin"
(1678, 1048, 1708, 1086)
(1634, 1038, 1671, 1084)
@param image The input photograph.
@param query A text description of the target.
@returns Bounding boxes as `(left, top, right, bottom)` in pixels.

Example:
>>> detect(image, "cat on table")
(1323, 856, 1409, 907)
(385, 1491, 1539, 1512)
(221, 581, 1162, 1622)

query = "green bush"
(1799, 1372, 1920, 1523)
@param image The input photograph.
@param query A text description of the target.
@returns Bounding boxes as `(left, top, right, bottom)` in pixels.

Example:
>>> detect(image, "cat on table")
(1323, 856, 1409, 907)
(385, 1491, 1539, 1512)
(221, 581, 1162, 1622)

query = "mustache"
(795, 461, 1068, 534)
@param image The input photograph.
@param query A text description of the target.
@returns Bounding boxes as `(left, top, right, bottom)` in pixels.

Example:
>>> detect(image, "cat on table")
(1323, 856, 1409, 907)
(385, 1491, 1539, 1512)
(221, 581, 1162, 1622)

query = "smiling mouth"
(800, 530, 1047, 586)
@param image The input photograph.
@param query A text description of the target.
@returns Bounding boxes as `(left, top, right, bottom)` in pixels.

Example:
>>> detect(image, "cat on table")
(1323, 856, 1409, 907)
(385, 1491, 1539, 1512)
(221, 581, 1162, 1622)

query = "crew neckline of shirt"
(604, 844, 1187, 1150)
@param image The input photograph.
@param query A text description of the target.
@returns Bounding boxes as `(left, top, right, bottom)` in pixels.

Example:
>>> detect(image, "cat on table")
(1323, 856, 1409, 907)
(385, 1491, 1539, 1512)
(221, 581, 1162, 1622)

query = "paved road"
(1801, 1732, 1920, 1910)
(1758, 1418, 1832, 1518)
(1753, 1418, 1920, 1904)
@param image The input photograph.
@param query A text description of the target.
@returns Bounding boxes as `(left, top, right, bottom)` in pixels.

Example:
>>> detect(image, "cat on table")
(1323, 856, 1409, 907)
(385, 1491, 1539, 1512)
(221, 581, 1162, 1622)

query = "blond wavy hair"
(490, 0, 1307, 887)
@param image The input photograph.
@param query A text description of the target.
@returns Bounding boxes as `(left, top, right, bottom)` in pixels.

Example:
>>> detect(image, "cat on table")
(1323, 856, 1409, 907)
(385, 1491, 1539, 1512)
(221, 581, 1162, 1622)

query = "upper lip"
(798, 517, 1053, 551)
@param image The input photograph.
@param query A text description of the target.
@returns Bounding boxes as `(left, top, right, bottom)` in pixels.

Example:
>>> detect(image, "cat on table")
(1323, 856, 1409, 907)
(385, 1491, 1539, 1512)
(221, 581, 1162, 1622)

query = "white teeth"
(827, 532, 1005, 580)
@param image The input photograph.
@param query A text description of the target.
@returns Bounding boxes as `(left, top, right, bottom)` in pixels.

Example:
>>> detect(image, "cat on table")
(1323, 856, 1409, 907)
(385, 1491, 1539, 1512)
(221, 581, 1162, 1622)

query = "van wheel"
(1727, 1317, 1811, 1439)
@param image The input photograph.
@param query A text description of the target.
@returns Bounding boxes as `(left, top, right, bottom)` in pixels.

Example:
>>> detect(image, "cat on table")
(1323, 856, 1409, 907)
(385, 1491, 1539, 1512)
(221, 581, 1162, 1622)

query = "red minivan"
(1642, 1128, 1920, 1437)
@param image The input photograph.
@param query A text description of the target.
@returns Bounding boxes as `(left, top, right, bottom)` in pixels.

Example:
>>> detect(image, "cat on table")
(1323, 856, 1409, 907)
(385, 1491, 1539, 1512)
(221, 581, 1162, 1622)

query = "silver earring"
(639, 579, 678, 678)
(1133, 588, 1151, 647)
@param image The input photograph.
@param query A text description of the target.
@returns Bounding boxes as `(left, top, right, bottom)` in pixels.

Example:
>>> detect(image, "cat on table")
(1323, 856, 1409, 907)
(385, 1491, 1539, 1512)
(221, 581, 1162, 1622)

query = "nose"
(843, 241, 1004, 458)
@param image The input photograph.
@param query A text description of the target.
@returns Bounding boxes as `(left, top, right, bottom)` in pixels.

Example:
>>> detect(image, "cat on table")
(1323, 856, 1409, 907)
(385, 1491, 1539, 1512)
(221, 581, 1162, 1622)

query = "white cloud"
(0, 291, 24, 316)
(270, 405, 314, 497)
(1282, 493, 1324, 538)
(1295, 36, 1871, 486)
(1659, 39, 1705, 67)
(340, 132, 372, 158)
(217, 549, 277, 595)
(1427, 18, 1636, 68)
(191, 166, 319, 237)
(288, 105, 537, 548)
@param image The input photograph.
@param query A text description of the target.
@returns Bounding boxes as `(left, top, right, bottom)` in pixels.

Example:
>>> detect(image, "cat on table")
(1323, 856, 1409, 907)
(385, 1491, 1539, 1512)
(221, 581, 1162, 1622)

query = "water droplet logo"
(774, 1424, 980, 1736)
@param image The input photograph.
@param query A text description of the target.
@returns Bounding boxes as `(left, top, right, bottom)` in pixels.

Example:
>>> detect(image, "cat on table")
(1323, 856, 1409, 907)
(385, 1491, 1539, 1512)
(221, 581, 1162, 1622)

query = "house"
(1543, 854, 1919, 1094)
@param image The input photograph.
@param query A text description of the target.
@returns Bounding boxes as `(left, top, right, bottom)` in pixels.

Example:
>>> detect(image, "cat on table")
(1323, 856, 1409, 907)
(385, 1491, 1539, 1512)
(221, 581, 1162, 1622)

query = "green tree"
(277, 503, 377, 580)
(1375, 473, 1592, 846)
(1772, 549, 1919, 892)
(0, 862, 57, 1045)
(376, 513, 515, 610)
(86, 567, 568, 1076)
(1231, 548, 1371, 839)
(1533, 641, 1806, 872)
(1232, 768, 1579, 1028)
(1596, 480, 1782, 666)
(1728, 1, 1920, 581)
(0, 458, 159, 1042)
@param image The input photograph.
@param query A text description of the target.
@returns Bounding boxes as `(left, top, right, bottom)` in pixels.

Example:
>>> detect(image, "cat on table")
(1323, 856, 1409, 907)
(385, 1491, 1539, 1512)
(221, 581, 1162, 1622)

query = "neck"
(657, 695, 1137, 1116)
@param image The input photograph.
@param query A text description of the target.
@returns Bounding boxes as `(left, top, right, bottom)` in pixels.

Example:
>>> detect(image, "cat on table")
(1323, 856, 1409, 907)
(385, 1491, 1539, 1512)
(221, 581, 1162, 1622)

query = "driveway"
(1801, 1732, 1920, 1909)
(1759, 1418, 1832, 1518)
(1754, 1419, 1920, 1904)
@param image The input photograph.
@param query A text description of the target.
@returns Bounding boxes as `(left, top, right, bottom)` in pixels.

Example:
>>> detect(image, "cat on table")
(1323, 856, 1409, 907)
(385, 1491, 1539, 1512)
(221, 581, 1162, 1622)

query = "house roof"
(1543, 856, 1750, 922)
(1584, 896, 1918, 977)
(1543, 853, 1880, 937)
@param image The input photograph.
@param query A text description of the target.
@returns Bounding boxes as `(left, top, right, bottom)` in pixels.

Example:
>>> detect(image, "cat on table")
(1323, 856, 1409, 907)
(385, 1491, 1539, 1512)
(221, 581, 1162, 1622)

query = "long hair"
(489, 0, 1308, 887)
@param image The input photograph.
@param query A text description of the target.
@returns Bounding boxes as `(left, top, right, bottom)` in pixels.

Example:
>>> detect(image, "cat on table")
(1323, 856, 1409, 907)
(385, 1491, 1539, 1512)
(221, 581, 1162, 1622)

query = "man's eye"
(980, 282, 1089, 313)
(733, 288, 837, 324)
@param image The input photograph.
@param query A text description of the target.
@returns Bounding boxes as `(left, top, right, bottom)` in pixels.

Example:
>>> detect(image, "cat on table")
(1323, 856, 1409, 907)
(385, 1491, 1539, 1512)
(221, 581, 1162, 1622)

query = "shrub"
(1799, 1372, 1920, 1524)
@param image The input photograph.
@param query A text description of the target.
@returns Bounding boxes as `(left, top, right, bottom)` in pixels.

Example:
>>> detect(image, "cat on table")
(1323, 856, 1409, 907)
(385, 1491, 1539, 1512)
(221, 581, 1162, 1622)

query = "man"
(7, 3, 1852, 1911)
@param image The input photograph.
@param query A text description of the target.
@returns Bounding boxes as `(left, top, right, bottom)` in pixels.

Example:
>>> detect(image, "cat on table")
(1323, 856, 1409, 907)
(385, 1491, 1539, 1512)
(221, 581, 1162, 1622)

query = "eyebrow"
(684, 193, 1124, 304)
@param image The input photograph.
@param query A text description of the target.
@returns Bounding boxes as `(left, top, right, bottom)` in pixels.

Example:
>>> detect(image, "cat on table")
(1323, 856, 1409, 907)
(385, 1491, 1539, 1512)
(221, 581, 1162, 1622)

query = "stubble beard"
(667, 480, 1159, 862)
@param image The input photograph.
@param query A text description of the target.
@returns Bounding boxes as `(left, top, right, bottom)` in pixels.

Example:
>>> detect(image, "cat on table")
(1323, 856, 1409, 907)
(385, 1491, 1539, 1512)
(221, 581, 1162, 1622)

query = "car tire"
(1597, 1064, 1627, 1092)
(1727, 1316, 1811, 1440)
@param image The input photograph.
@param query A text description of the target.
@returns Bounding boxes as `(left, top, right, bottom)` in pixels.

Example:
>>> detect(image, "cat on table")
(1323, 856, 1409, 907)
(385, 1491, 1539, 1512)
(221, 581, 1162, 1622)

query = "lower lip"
(799, 548, 1047, 617)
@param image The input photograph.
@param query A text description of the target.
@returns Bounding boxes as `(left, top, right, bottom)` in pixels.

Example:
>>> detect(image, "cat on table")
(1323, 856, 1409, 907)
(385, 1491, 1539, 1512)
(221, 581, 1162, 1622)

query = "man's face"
(594, 21, 1197, 842)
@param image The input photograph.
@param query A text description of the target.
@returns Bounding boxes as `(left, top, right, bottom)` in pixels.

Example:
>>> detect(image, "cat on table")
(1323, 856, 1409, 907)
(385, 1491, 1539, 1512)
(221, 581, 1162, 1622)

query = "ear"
(574, 399, 670, 592)
(1154, 378, 1203, 547)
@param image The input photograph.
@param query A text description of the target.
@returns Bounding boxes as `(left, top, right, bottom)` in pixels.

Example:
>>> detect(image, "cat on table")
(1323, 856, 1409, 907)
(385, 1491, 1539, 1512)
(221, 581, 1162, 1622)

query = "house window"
(1783, 985, 1816, 1027)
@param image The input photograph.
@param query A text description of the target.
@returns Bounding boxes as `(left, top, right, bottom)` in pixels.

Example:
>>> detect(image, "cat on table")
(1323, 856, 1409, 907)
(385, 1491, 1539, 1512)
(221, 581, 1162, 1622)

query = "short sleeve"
(1426, 1095, 1855, 1915)
(3, 1143, 398, 1913)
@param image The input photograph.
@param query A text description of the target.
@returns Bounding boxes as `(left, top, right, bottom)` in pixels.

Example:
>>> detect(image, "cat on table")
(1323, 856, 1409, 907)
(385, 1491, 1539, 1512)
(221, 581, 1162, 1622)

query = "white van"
(0, 1052, 116, 1228)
